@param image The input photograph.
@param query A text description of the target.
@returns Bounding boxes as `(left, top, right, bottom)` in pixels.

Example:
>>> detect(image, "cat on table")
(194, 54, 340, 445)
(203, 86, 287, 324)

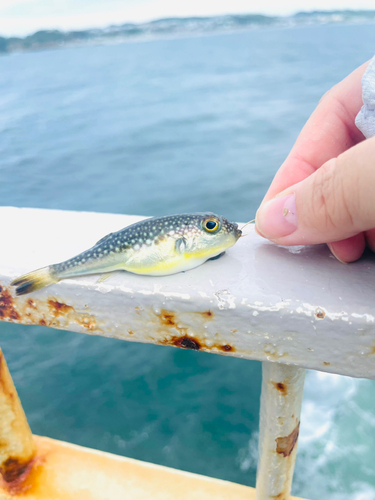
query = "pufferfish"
(11, 212, 241, 296)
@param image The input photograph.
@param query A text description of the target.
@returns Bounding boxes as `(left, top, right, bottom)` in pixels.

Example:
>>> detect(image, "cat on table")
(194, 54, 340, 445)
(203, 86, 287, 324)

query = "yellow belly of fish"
(122, 257, 205, 276)
(120, 241, 226, 276)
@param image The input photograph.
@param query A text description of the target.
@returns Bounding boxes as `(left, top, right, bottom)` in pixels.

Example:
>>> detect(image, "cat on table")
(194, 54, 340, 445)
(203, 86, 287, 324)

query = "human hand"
(255, 62, 372, 263)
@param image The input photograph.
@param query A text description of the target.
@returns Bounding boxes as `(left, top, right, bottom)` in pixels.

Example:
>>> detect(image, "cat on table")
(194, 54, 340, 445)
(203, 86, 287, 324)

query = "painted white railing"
(1, 206, 374, 499)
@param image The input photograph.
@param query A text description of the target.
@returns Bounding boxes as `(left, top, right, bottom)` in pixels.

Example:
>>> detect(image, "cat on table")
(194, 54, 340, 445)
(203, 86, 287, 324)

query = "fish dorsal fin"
(175, 237, 187, 254)
(95, 232, 114, 246)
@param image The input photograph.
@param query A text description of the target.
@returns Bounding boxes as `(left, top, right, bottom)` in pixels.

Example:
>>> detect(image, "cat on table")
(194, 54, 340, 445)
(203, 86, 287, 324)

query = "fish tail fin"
(10, 266, 59, 296)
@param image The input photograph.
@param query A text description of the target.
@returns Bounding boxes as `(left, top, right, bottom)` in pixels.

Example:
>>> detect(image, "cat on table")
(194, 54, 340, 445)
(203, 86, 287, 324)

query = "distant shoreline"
(1, 10, 375, 54)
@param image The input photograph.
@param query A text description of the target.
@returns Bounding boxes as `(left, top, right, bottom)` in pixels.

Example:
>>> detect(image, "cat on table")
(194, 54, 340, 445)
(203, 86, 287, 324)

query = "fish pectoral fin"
(96, 272, 113, 283)
(175, 237, 187, 254)
(208, 252, 225, 261)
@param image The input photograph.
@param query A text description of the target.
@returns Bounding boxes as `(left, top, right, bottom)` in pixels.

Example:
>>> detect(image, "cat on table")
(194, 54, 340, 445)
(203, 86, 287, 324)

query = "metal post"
(256, 362, 306, 500)
(0, 349, 36, 482)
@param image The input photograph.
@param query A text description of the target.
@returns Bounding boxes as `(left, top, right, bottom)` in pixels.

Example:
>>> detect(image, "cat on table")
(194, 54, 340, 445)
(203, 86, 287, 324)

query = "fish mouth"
(233, 223, 242, 239)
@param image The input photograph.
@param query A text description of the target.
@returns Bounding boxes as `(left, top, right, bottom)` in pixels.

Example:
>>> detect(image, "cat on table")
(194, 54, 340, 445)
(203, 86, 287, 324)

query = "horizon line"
(1, 8, 375, 40)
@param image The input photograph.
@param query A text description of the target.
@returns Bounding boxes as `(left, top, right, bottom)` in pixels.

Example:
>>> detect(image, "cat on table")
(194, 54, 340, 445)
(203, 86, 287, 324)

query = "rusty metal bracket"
(0, 350, 35, 486)
(256, 362, 306, 500)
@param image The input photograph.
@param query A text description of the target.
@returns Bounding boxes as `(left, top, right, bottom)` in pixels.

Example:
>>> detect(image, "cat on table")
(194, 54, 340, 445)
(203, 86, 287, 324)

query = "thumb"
(255, 136, 375, 246)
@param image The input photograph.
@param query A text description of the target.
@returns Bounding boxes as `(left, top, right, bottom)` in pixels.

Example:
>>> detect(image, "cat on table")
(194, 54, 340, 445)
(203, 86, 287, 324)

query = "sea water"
(0, 23, 375, 499)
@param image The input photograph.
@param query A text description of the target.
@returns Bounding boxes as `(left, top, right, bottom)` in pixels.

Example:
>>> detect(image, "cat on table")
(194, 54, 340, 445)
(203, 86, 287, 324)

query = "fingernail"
(255, 194, 298, 239)
(327, 243, 346, 264)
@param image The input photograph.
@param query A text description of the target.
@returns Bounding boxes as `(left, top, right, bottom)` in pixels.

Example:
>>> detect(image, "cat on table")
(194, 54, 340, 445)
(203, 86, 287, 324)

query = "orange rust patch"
(271, 493, 287, 500)
(275, 421, 300, 457)
(48, 300, 74, 317)
(323, 362, 330, 366)
(0, 454, 44, 496)
(47, 298, 97, 330)
(0, 284, 99, 332)
(78, 317, 96, 330)
(127, 330, 134, 335)
(159, 309, 215, 326)
(0, 287, 20, 321)
(160, 310, 176, 326)
(273, 382, 287, 395)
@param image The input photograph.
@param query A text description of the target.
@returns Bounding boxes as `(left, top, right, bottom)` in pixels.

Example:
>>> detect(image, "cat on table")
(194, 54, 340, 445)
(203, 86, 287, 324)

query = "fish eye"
(203, 218, 220, 233)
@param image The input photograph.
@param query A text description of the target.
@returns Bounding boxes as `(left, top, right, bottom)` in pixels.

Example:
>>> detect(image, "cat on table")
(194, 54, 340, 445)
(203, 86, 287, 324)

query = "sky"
(1, 0, 375, 37)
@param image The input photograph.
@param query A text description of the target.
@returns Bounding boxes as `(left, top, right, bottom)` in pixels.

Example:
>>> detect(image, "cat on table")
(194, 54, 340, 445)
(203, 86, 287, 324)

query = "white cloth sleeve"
(355, 56, 375, 139)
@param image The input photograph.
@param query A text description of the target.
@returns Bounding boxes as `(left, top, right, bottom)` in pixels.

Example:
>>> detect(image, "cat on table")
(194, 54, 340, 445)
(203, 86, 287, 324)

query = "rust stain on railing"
(154, 308, 236, 353)
(0, 455, 45, 497)
(367, 341, 375, 356)
(0, 349, 38, 496)
(275, 421, 300, 458)
(272, 381, 288, 395)
(0, 283, 99, 333)
(1, 283, 241, 357)
(0, 286, 20, 321)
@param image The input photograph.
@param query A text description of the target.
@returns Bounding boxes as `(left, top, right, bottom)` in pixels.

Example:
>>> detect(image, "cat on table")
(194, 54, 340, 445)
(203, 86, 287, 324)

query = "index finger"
(262, 61, 369, 204)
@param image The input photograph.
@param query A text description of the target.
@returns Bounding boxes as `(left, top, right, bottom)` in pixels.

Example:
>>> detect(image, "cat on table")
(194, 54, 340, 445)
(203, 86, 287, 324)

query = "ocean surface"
(1, 23, 375, 499)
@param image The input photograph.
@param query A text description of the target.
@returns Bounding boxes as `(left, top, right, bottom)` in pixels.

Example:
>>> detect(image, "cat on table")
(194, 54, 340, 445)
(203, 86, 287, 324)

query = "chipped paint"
(247, 301, 287, 313)
(214, 289, 236, 310)
(351, 313, 375, 323)
(275, 422, 300, 457)
(264, 344, 289, 361)
(162, 291, 191, 299)
(314, 307, 325, 320)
